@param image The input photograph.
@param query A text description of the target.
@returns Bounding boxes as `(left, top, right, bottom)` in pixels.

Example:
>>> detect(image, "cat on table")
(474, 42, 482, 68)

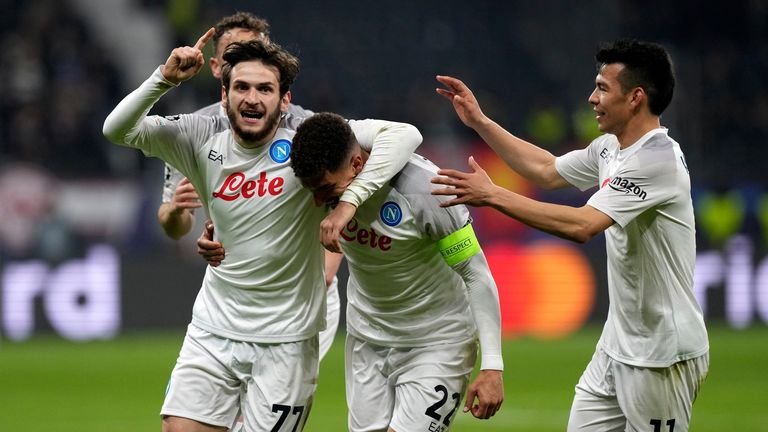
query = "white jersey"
(555, 128, 708, 367)
(162, 102, 314, 203)
(103, 67, 422, 342)
(343, 154, 502, 369)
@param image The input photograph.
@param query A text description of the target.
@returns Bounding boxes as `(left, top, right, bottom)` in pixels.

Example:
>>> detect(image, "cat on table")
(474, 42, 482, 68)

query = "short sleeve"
(555, 138, 604, 191)
(587, 139, 679, 227)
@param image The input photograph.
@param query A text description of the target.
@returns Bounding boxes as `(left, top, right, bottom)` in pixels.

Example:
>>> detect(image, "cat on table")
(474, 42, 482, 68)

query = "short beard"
(227, 103, 283, 145)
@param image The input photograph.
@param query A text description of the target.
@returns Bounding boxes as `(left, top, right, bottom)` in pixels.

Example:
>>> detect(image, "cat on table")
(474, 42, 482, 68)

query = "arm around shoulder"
(340, 119, 423, 207)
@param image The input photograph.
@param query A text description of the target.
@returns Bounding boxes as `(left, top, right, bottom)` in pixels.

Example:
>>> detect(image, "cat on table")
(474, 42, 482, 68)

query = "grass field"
(1, 324, 766, 431)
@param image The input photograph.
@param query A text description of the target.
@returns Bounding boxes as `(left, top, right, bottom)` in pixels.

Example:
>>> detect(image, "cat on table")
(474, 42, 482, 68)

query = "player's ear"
(629, 87, 645, 110)
(351, 153, 364, 175)
(210, 56, 222, 80)
(221, 85, 228, 108)
(281, 90, 291, 112)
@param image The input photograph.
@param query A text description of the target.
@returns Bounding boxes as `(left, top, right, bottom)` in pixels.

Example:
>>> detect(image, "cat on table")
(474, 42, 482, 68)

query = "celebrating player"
(103, 33, 421, 432)
(155, 12, 343, 373)
(432, 39, 708, 431)
(200, 112, 505, 430)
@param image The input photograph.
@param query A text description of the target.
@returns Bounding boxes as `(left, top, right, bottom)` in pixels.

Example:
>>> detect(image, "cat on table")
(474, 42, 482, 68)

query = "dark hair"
(212, 12, 270, 55)
(220, 39, 299, 95)
(596, 39, 675, 115)
(291, 112, 356, 183)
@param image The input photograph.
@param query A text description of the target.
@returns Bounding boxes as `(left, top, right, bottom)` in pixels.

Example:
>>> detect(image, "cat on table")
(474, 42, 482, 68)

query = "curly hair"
(291, 112, 356, 183)
(220, 39, 299, 95)
(596, 39, 675, 115)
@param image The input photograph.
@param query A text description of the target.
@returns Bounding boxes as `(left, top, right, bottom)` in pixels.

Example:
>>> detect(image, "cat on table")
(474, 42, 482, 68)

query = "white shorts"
(318, 278, 341, 360)
(345, 334, 477, 432)
(567, 348, 709, 432)
(161, 324, 319, 432)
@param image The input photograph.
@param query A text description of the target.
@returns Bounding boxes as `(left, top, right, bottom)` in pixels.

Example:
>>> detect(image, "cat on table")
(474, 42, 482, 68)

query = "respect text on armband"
(440, 239, 473, 260)
(437, 224, 481, 266)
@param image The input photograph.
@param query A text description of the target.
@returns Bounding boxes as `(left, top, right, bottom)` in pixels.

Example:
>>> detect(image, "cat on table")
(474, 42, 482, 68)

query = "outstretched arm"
(436, 75, 569, 190)
(432, 157, 613, 243)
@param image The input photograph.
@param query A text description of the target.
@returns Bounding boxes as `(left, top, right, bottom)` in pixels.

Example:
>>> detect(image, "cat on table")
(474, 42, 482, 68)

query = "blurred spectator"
(0, 163, 79, 262)
(0, 0, 123, 178)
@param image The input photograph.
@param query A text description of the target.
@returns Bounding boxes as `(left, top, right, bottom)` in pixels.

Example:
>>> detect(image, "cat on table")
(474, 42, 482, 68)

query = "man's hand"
(320, 201, 356, 253)
(170, 177, 202, 213)
(161, 27, 215, 84)
(463, 369, 504, 419)
(197, 219, 225, 267)
(435, 75, 488, 130)
(431, 156, 500, 208)
(158, 177, 201, 240)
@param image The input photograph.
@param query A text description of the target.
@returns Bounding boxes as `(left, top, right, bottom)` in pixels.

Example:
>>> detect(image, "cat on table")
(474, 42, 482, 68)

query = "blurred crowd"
(0, 0, 124, 178)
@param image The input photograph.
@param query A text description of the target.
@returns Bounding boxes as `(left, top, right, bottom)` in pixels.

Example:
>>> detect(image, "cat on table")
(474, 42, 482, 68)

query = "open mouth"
(241, 110, 265, 121)
(594, 110, 604, 120)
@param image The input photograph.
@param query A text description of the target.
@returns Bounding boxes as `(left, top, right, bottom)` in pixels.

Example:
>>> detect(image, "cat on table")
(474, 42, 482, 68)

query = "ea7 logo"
(603, 176, 648, 200)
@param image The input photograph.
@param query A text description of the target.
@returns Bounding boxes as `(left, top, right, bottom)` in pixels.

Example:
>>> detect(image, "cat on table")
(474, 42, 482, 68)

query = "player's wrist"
(479, 354, 504, 371)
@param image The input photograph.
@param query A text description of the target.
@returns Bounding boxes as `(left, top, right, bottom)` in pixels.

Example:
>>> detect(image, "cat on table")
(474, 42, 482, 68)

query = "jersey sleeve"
(587, 138, 680, 228)
(193, 101, 223, 117)
(452, 252, 504, 370)
(162, 163, 187, 203)
(399, 161, 503, 370)
(417, 192, 473, 241)
(103, 67, 223, 181)
(555, 138, 603, 191)
(284, 103, 315, 130)
(340, 119, 422, 207)
(413, 185, 503, 369)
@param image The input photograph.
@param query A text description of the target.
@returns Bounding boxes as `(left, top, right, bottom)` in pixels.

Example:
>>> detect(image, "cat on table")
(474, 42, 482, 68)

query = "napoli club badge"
(269, 139, 292, 163)
(380, 201, 402, 226)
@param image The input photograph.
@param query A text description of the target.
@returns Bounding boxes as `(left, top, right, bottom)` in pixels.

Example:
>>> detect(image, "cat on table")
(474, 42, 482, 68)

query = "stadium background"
(0, 0, 766, 430)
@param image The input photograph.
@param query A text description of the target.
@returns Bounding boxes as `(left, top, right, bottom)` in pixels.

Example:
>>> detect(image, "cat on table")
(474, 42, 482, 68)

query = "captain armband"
(437, 224, 481, 266)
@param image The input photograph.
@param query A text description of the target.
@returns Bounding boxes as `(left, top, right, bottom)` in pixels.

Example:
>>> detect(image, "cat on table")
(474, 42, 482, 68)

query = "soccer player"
(291, 112, 504, 430)
(155, 12, 343, 364)
(103, 34, 422, 432)
(431, 39, 708, 431)
(158, 12, 310, 239)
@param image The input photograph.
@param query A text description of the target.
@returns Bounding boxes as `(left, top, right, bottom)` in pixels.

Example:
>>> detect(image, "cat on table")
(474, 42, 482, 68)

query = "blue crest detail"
(380, 201, 402, 226)
(270, 139, 292, 163)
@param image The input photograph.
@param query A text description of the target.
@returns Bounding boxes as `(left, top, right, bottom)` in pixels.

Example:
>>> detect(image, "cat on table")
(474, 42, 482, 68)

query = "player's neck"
(616, 115, 661, 149)
(234, 127, 279, 150)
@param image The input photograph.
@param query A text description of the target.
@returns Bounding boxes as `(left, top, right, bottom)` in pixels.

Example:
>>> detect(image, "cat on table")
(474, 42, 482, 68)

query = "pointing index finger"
(194, 27, 215, 51)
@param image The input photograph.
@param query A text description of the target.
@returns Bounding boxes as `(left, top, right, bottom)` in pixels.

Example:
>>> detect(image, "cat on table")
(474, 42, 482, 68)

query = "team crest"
(269, 139, 292, 163)
(380, 201, 402, 226)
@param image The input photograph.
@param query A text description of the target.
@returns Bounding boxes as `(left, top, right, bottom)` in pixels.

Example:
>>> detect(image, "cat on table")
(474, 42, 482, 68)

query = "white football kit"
(341, 155, 503, 431)
(103, 67, 421, 431)
(160, 102, 340, 361)
(555, 128, 709, 431)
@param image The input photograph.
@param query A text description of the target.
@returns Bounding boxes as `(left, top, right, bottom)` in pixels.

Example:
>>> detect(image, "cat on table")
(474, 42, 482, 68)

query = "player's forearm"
(486, 186, 597, 243)
(157, 203, 194, 240)
(340, 121, 422, 207)
(472, 117, 566, 190)
(324, 251, 344, 287)
(103, 67, 178, 146)
(454, 252, 504, 371)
